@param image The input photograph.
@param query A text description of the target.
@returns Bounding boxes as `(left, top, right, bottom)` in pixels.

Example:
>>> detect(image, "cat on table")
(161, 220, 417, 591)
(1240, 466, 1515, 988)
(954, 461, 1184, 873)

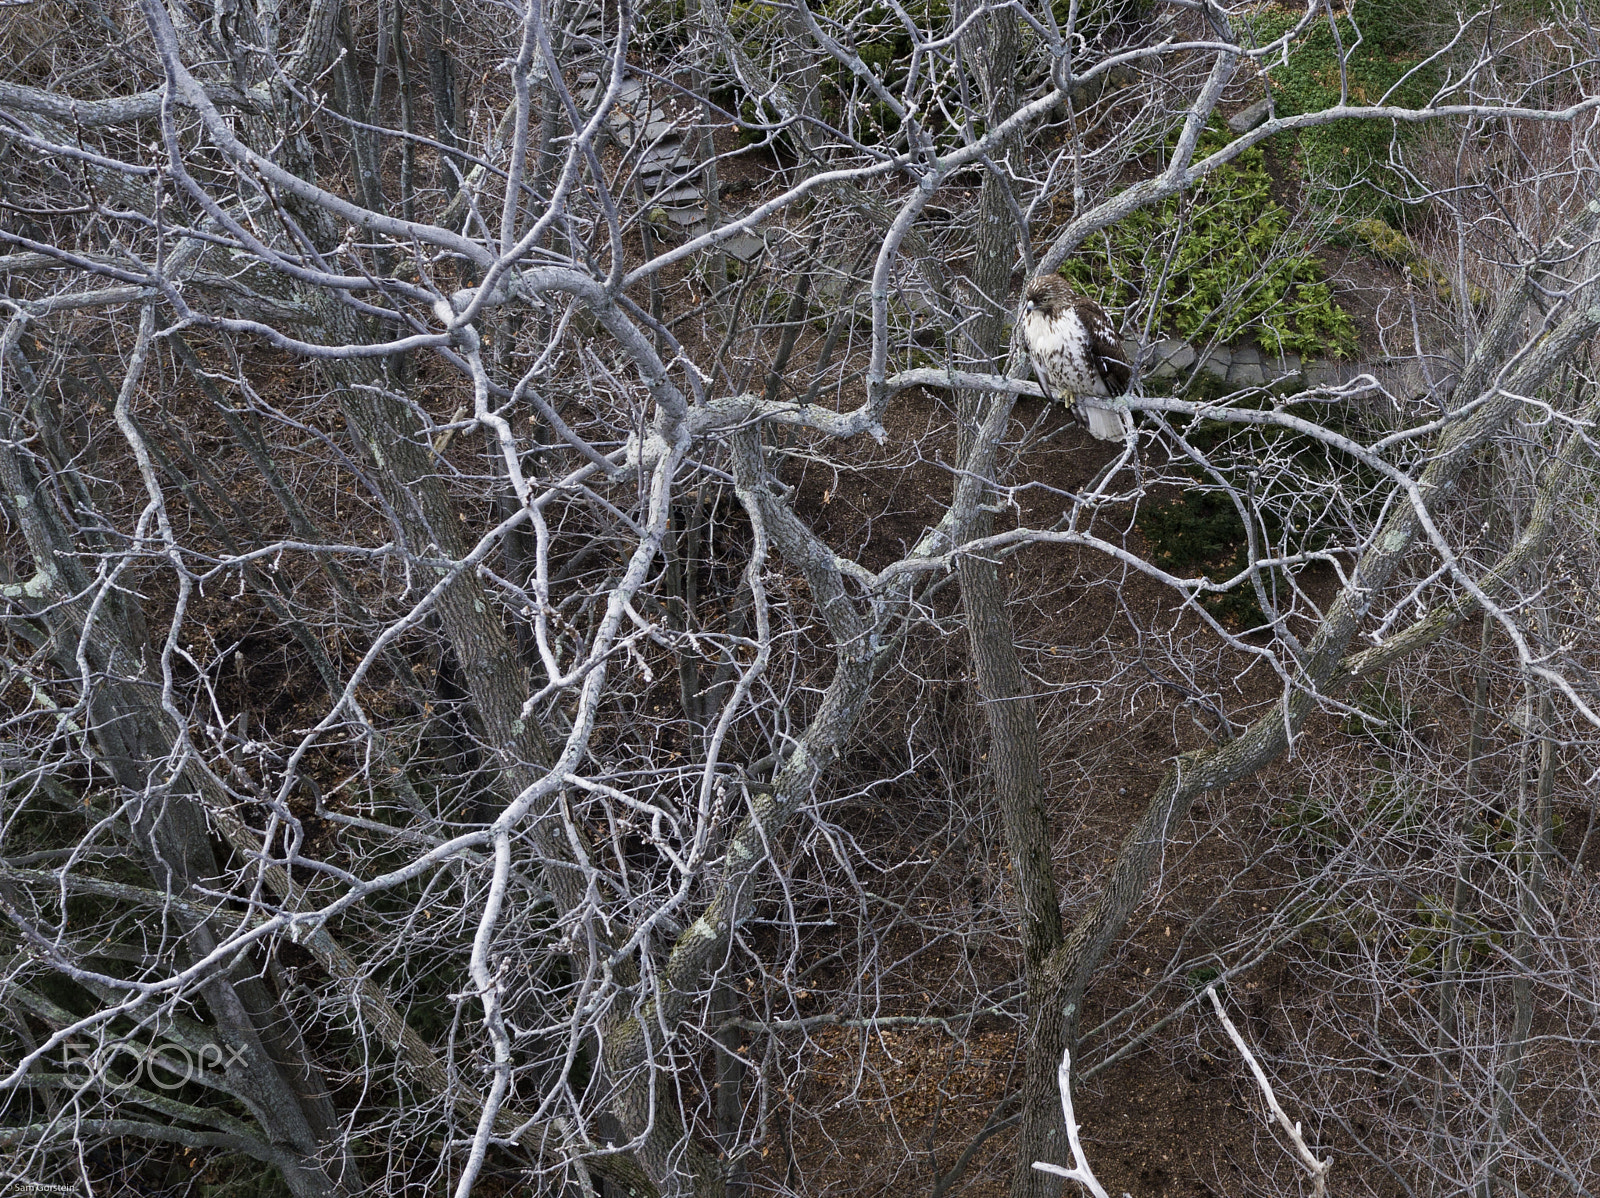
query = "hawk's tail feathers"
(1079, 403, 1130, 442)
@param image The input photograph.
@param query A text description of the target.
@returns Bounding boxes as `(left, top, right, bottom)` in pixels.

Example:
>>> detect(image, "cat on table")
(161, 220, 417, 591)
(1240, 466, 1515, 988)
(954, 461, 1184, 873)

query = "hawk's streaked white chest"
(1023, 305, 1110, 398)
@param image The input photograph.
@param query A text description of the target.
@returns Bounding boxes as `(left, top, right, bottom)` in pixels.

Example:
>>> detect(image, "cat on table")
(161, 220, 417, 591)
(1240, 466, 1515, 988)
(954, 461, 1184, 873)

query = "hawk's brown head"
(1024, 274, 1077, 319)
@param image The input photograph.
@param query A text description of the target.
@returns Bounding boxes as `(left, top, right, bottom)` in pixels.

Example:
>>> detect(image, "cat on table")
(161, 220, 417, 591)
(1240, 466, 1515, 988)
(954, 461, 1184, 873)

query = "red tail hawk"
(1022, 275, 1132, 441)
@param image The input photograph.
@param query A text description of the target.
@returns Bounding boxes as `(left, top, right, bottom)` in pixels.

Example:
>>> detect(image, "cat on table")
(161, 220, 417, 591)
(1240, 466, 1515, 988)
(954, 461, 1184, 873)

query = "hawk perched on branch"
(1022, 274, 1133, 442)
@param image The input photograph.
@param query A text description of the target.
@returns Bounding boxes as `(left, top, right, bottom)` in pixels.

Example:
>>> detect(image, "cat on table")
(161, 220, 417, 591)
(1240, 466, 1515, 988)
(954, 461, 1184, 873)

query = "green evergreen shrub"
(1061, 126, 1358, 359)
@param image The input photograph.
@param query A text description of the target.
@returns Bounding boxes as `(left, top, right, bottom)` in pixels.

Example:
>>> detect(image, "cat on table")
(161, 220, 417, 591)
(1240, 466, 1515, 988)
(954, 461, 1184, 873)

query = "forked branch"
(1032, 991, 1334, 1197)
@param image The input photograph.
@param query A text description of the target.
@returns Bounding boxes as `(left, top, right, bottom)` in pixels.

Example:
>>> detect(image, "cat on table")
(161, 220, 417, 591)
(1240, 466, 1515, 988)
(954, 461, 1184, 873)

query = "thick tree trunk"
(944, 12, 1082, 1197)
(962, 541, 1069, 1198)
(417, 0, 463, 193)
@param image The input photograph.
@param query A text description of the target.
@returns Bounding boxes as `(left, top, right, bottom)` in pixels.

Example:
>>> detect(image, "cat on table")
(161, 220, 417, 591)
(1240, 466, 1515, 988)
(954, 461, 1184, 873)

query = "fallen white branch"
(1031, 1048, 1120, 1198)
(1207, 984, 1333, 1196)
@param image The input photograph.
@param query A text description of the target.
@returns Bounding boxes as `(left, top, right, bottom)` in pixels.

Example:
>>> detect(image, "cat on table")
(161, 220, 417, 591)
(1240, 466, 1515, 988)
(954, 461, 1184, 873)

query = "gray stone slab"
(1227, 97, 1272, 134)
(641, 118, 682, 145)
(639, 156, 698, 189)
(721, 233, 766, 263)
(1271, 350, 1302, 376)
(1141, 338, 1193, 380)
(639, 162, 690, 181)
(1157, 339, 1196, 372)
(1227, 359, 1267, 388)
(1114, 335, 1338, 389)
(648, 183, 704, 207)
(602, 76, 650, 137)
(1302, 361, 1356, 389)
(638, 139, 689, 161)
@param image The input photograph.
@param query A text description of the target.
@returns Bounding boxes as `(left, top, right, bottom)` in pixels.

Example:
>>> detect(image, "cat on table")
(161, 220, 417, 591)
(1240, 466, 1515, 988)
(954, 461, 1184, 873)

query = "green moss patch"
(1245, 0, 1441, 220)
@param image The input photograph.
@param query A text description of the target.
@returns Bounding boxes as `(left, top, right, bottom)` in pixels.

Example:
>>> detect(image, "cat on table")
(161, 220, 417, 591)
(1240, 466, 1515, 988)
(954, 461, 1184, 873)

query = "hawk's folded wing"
(1074, 297, 1131, 393)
